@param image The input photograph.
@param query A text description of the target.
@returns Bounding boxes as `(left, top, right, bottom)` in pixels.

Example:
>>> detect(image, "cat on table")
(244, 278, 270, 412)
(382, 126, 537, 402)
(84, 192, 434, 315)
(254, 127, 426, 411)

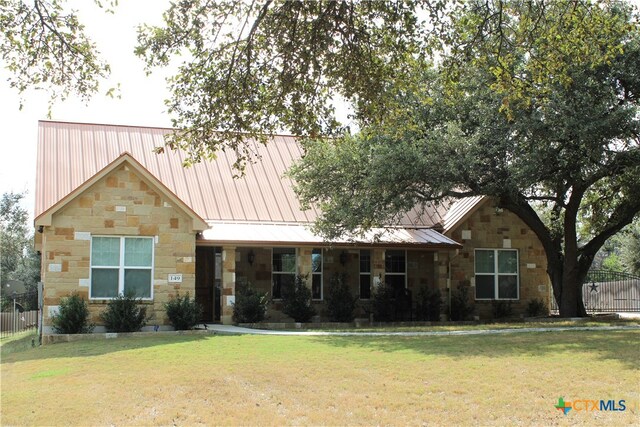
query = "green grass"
(2, 330, 639, 426)
(298, 319, 640, 333)
(0, 331, 38, 356)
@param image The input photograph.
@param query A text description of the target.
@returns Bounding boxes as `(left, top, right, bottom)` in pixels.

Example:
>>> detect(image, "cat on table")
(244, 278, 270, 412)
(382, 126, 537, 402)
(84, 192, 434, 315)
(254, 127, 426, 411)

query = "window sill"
(89, 299, 154, 305)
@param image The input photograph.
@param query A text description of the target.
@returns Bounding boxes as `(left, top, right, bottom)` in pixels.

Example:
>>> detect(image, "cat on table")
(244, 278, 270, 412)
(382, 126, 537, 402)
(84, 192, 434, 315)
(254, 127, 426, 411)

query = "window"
(475, 249, 519, 300)
(272, 248, 296, 299)
(385, 250, 406, 293)
(360, 250, 371, 299)
(311, 248, 322, 300)
(90, 236, 154, 299)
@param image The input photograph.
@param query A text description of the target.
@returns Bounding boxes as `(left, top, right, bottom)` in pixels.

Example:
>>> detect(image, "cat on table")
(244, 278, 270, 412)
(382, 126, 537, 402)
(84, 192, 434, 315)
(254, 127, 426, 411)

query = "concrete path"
(205, 324, 640, 337)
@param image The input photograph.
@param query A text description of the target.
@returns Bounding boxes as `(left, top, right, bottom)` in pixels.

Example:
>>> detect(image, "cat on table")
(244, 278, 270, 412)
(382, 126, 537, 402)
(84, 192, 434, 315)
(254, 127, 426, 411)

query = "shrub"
(100, 292, 148, 332)
(371, 282, 396, 322)
(526, 298, 548, 317)
(450, 282, 474, 321)
(325, 273, 357, 322)
(52, 293, 94, 334)
(415, 287, 442, 321)
(281, 275, 316, 323)
(164, 293, 203, 330)
(233, 282, 269, 323)
(492, 300, 514, 319)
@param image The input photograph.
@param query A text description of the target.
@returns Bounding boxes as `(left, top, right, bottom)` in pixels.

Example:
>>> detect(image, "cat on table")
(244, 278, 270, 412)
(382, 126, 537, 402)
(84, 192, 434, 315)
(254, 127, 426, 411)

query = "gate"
(551, 270, 640, 314)
(0, 291, 39, 338)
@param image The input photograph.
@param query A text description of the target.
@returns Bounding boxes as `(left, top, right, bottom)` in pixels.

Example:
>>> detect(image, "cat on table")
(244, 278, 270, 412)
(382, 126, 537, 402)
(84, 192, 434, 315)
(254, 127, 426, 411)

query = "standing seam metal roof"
(35, 121, 452, 230)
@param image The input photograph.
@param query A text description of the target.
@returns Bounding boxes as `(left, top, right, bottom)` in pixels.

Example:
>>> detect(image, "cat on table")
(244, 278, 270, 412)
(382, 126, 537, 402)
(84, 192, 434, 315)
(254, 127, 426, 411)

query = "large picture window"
(475, 249, 519, 300)
(272, 248, 296, 299)
(90, 236, 154, 299)
(311, 248, 323, 300)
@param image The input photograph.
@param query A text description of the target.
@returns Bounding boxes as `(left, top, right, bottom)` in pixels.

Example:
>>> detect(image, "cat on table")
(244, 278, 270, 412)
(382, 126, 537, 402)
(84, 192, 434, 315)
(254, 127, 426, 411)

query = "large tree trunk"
(557, 256, 587, 317)
(555, 200, 588, 317)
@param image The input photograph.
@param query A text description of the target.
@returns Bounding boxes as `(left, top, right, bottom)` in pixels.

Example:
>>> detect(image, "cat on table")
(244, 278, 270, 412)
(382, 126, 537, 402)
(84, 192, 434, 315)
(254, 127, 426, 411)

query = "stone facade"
(232, 246, 443, 321)
(42, 166, 549, 328)
(40, 163, 198, 331)
(446, 200, 550, 319)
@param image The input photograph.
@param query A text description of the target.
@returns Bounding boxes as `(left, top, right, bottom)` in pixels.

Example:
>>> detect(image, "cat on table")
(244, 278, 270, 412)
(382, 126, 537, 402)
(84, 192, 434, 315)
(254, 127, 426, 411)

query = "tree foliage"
(0, 192, 40, 294)
(0, 0, 114, 108)
(288, 2, 640, 317)
(136, 0, 636, 169)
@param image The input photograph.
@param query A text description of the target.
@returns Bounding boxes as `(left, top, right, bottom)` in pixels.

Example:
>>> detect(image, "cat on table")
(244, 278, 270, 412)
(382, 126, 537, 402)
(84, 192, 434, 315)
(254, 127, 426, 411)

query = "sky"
(0, 0, 174, 219)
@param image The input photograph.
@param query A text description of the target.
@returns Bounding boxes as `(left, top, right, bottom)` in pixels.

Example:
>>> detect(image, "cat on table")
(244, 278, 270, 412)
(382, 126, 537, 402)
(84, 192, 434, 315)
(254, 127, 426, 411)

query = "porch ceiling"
(200, 222, 462, 248)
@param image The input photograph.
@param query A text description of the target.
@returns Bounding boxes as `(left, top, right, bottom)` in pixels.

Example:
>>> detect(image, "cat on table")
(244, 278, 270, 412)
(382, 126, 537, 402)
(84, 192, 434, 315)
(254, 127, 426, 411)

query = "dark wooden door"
(195, 246, 215, 322)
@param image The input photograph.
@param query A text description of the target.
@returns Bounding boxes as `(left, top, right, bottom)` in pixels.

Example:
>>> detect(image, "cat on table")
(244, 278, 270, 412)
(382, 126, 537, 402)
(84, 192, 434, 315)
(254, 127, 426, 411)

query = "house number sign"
(168, 274, 183, 283)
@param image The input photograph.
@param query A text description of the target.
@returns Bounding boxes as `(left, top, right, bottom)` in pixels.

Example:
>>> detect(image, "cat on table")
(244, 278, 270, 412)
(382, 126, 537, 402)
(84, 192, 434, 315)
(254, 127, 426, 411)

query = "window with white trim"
(311, 248, 323, 300)
(272, 248, 296, 299)
(385, 250, 406, 293)
(90, 236, 154, 299)
(359, 249, 371, 299)
(475, 249, 519, 300)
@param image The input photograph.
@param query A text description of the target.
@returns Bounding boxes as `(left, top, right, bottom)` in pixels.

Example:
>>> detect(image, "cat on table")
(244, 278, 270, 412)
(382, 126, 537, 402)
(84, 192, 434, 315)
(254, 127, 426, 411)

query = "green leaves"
(1, 0, 111, 110)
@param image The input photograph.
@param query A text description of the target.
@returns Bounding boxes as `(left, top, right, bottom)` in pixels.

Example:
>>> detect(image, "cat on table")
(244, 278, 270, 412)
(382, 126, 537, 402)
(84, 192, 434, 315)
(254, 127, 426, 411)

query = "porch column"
(298, 247, 313, 280)
(433, 251, 455, 320)
(221, 246, 236, 325)
(372, 248, 385, 287)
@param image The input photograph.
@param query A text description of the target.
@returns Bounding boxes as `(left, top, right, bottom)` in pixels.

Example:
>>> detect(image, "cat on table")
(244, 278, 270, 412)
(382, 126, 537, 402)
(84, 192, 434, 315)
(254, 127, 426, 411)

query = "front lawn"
(1, 330, 638, 425)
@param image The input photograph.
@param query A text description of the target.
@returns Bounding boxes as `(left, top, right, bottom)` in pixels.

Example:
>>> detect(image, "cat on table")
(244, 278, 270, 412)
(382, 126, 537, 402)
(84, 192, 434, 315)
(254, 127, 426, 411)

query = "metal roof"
(35, 121, 450, 229)
(443, 196, 487, 233)
(201, 222, 462, 248)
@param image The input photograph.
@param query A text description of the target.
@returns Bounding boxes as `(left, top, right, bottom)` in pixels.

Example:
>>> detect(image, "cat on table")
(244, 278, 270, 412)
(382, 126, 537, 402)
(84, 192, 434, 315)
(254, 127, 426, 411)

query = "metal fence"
(0, 291, 40, 338)
(551, 270, 640, 314)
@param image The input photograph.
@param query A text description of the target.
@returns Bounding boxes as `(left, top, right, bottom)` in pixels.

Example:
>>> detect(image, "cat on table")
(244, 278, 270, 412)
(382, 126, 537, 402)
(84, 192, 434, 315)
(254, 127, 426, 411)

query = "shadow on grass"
(309, 330, 640, 370)
(0, 333, 212, 364)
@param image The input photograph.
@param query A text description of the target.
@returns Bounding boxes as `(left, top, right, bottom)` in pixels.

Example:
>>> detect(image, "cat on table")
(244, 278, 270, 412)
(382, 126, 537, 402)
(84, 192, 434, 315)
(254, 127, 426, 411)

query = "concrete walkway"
(205, 324, 640, 337)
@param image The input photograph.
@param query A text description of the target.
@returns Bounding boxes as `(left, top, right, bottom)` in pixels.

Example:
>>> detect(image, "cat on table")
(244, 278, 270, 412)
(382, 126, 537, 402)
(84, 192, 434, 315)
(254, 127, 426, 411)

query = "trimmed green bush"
(371, 282, 396, 322)
(526, 298, 548, 317)
(100, 292, 148, 332)
(415, 286, 442, 321)
(450, 282, 474, 321)
(233, 282, 269, 323)
(52, 292, 94, 334)
(325, 273, 357, 322)
(281, 275, 316, 323)
(164, 293, 203, 330)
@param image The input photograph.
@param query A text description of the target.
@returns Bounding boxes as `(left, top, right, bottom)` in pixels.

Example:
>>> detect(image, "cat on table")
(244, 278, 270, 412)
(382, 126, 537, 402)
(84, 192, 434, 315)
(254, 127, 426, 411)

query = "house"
(34, 121, 550, 332)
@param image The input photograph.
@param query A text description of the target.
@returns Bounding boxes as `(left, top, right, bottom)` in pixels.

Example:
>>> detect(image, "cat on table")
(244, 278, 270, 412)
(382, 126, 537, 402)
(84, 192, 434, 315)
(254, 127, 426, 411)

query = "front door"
(195, 246, 221, 322)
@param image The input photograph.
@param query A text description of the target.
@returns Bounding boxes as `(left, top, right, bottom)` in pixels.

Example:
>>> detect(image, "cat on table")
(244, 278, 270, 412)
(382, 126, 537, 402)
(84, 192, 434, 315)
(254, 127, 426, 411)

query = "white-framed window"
(311, 248, 323, 300)
(359, 249, 371, 299)
(90, 236, 154, 299)
(272, 248, 296, 299)
(474, 249, 519, 300)
(385, 250, 406, 293)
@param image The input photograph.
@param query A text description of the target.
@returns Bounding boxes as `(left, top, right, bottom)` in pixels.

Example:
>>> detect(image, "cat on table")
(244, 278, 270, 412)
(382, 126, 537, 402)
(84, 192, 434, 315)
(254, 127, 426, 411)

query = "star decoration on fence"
(589, 283, 598, 293)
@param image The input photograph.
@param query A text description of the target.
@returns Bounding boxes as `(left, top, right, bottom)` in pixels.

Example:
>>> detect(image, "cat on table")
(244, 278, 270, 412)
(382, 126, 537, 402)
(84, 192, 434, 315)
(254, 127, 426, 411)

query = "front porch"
(195, 244, 455, 325)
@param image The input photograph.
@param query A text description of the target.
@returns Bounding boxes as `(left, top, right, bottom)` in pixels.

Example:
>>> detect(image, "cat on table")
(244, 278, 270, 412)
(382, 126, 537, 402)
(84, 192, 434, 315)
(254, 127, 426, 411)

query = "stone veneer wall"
(41, 164, 197, 330)
(233, 246, 441, 321)
(447, 201, 550, 319)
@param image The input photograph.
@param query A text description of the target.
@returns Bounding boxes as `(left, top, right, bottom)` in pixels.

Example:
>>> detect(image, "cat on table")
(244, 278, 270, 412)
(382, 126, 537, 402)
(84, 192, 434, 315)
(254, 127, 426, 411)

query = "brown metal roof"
(443, 196, 487, 233)
(36, 121, 451, 228)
